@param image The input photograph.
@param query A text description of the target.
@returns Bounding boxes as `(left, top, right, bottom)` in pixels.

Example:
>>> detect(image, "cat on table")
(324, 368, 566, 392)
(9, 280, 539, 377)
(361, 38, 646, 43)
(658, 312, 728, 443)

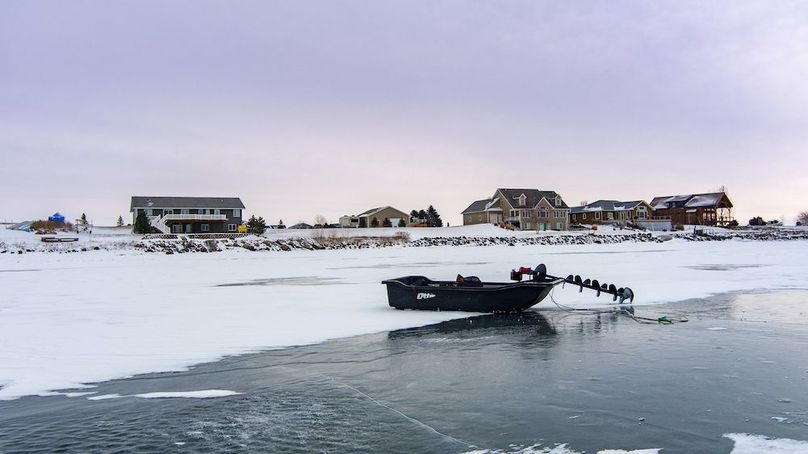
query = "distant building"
(570, 200, 671, 231)
(462, 188, 570, 231)
(570, 200, 652, 224)
(289, 222, 313, 229)
(356, 206, 410, 228)
(130, 196, 245, 234)
(339, 215, 359, 228)
(649, 192, 734, 227)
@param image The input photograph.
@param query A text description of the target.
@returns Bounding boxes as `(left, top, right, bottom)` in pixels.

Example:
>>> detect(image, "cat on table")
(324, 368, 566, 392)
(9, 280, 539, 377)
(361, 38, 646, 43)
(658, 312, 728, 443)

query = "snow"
(464, 445, 659, 454)
(724, 433, 808, 453)
(133, 389, 240, 399)
(1, 237, 807, 400)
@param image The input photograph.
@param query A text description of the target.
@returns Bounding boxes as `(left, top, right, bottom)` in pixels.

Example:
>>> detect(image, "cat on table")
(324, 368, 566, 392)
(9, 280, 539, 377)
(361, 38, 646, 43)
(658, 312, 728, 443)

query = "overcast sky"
(1, 1, 807, 225)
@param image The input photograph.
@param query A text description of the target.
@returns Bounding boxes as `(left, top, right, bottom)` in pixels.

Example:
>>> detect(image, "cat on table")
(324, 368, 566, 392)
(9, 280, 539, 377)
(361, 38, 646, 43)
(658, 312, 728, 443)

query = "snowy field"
(1, 236, 807, 401)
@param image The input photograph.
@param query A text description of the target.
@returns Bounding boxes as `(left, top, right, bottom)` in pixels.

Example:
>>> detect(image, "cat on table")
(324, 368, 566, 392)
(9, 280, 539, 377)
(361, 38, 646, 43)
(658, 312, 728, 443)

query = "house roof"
(288, 223, 312, 229)
(462, 199, 493, 214)
(130, 196, 245, 211)
(570, 200, 646, 214)
(357, 206, 408, 218)
(496, 188, 569, 209)
(650, 192, 732, 210)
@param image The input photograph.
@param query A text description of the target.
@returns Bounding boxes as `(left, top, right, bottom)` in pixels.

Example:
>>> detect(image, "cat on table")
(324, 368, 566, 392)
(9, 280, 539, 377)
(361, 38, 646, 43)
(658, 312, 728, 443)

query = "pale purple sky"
(2, 1, 807, 225)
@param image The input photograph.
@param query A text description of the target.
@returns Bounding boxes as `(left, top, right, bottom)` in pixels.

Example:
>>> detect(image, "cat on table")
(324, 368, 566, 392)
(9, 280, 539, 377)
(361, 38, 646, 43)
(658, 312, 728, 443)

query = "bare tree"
(797, 211, 808, 225)
(314, 214, 327, 227)
(579, 200, 588, 207)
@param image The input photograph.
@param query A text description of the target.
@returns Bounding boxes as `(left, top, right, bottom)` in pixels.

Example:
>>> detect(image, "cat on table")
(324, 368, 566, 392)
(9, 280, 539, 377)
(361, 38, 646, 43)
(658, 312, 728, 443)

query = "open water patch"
(1, 292, 808, 453)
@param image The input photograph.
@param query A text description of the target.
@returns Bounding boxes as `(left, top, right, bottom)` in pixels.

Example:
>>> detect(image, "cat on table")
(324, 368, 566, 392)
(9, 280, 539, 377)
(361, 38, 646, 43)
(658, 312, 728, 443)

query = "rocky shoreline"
(3, 228, 808, 255)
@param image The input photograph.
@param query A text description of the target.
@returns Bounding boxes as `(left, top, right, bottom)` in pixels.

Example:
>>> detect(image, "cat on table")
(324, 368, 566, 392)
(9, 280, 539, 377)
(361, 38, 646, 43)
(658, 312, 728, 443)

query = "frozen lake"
(1, 291, 807, 453)
(2, 239, 807, 401)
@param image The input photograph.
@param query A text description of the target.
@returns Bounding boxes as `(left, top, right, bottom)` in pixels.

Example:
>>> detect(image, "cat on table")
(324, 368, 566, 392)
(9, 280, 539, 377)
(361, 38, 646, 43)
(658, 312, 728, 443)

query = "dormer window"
(517, 194, 527, 207)
(555, 196, 561, 207)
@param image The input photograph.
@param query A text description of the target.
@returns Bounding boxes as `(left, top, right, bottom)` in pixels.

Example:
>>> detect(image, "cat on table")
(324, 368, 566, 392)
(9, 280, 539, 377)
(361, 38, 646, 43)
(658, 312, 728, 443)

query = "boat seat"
(456, 275, 483, 287)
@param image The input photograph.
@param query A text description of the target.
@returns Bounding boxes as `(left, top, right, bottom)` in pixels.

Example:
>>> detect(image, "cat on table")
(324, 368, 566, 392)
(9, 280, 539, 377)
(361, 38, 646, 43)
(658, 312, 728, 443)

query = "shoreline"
(2, 227, 808, 255)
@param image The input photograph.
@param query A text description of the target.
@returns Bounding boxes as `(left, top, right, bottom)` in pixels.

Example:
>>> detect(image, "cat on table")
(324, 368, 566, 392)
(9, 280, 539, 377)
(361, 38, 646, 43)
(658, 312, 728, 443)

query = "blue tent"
(48, 212, 66, 223)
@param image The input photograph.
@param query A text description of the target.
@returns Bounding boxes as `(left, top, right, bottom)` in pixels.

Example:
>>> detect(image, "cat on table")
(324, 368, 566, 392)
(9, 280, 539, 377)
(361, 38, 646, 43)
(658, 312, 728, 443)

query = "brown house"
(649, 192, 734, 227)
(356, 206, 410, 227)
(570, 200, 653, 225)
(462, 188, 570, 231)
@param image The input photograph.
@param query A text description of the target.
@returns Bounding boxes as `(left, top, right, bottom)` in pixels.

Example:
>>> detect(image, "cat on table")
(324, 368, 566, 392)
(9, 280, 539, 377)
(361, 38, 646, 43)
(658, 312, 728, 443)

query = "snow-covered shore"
(1, 235, 807, 401)
(2, 224, 807, 255)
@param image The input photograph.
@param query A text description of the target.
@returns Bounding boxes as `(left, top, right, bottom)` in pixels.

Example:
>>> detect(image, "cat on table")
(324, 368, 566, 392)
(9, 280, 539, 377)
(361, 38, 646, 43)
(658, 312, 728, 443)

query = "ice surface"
(133, 390, 241, 399)
(725, 433, 808, 453)
(1, 238, 807, 400)
(464, 445, 659, 454)
(84, 390, 239, 400)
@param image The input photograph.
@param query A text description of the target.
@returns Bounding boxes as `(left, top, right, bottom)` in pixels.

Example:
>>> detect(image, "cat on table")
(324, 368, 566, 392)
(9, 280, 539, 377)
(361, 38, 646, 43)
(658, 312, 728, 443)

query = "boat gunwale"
(381, 277, 564, 292)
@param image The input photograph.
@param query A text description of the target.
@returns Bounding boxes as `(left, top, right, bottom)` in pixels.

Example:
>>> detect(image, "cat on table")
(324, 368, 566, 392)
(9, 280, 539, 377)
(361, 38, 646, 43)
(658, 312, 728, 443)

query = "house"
(649, 192, 734, 227)
(462, 188, 570, 231)
(570, 200, 653, 225)
(357, 206, 410, 227)
(130, 196, 245, 234)
(339, 215, 359, 228)
(288, 222, 313, 229)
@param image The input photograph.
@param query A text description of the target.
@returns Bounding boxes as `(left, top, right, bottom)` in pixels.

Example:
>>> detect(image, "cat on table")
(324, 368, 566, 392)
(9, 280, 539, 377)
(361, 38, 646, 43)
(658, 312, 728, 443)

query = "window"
(511, 210, 518, 217)
(233, 209, 241, 218)
(518, 195, 526, 206)
(595, 212, 601, 220)
(607, 212, 614, 220)
(181, 209, 189, 215)
(164, 209, 173, 215)
(200, 209, 208, 215)
(583, 213, 587, 220)
(214, 209, 221, 215)
(146, 209, 153, 216)
(556, 222, 563, 230)
(228, 224, 237, 232)
(201, 224, 209, 232)
(539, 208, 548, 218)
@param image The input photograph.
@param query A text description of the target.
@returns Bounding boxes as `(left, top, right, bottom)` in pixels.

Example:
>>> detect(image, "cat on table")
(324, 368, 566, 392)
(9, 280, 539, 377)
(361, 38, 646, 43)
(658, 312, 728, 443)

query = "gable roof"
(130, 196, 245, 211)
(570, 200, 646, 214)
(357, 206, 408, 218)
(462, 199, 492, 214)
(495, 188, 569, 209)
(650, 192, 732, 210)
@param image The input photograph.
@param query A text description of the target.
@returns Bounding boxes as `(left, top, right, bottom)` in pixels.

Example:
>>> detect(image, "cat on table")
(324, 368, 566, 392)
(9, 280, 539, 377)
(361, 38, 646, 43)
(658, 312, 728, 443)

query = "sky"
(1, 0, 807, 226)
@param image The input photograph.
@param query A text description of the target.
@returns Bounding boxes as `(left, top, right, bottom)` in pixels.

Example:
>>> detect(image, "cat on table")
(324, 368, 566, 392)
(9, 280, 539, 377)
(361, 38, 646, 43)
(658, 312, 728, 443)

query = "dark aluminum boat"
(382, 264, 634, 312)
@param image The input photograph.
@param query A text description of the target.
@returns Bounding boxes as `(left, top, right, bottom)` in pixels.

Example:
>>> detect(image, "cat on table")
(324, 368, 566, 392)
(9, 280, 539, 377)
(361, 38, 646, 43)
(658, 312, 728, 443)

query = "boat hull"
(382, 277, 561, 312)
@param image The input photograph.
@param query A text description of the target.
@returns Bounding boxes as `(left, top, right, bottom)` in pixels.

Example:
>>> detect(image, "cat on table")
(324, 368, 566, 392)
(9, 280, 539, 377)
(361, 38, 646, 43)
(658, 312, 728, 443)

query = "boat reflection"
(388, 311, 557, 339)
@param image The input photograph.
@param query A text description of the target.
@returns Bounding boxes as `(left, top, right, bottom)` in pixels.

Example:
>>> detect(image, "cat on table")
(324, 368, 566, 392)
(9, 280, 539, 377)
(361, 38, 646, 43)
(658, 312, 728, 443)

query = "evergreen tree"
(748, 216, 765, 226)
(134, 211, 151, 234)
(398, 219, 406, 227)
(359, 217, 367, 228)
(116, 215, 124, 227)
(426, 205, 443, 227)
(410, 210, 419, 219)
(371, 217, 380, 227)
(382, 217, 392, 227)
(80, 213, 88, 225)
(418, 209, 427, 220)
(246, 215, 267, 234)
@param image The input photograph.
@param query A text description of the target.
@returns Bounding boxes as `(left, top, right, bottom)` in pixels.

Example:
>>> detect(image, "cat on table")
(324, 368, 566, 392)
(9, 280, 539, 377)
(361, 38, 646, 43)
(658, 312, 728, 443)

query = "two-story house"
(462, 188, 570, 231)
(649, 192, 734, 227)
(130, 196, 245, 234)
